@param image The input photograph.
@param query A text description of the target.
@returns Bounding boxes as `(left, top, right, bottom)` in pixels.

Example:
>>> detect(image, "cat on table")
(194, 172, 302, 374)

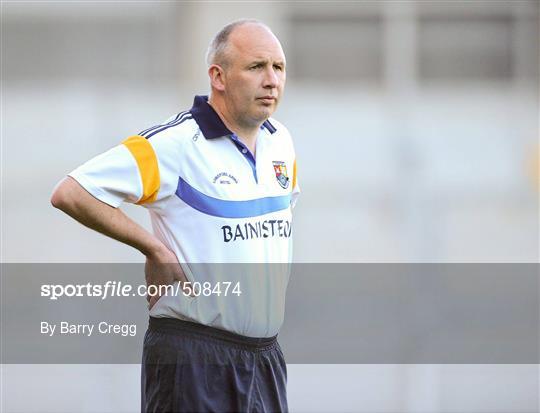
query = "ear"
(208, 64, 226, 92)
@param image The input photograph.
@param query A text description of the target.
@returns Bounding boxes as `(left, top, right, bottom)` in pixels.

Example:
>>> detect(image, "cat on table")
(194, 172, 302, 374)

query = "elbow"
(50, 186, 66, 210)
(50, 178, 73, 211)
(50, 190, 63, 209)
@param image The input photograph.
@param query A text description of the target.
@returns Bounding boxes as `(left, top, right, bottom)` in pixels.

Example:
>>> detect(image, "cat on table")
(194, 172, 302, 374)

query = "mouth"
(257, 96, 276, 105)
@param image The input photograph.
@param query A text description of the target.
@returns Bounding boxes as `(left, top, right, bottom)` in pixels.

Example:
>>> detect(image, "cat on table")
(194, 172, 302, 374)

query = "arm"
(51, 176, 187, 308)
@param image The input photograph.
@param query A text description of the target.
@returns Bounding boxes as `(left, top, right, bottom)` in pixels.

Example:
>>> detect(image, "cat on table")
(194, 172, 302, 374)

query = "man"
(51, 19, 299, 412)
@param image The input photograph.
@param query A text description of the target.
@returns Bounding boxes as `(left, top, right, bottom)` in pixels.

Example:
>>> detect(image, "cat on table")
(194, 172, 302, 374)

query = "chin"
(258, 107, 274, 119)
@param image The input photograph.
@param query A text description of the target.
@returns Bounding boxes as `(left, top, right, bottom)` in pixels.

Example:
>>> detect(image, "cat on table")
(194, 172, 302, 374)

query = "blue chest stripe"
(175, 176, 291, 218)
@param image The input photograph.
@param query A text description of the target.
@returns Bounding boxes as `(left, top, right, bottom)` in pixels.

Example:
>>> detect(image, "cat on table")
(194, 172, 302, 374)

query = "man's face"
(220, 24, 286, 128)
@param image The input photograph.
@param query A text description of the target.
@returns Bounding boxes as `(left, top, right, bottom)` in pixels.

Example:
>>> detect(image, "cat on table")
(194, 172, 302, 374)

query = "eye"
(273, 64, 284, 71)
(250, 64, 262, 70)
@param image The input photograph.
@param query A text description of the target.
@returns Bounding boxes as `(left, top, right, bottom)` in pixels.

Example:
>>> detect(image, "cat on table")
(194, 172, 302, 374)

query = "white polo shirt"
(69, 95, 299, 337)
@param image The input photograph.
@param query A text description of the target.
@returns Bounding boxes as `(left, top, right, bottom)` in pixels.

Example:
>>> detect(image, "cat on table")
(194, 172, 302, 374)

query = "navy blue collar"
(189, 95, 276, 139)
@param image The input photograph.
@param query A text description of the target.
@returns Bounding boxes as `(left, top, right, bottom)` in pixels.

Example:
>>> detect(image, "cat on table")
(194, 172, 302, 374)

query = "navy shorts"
(141, 317, 288, 413)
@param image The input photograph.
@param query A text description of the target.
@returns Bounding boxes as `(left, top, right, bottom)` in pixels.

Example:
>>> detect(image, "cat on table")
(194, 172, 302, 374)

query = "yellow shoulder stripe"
(292, 159, 297, 189)
(122, 135, 160, 204)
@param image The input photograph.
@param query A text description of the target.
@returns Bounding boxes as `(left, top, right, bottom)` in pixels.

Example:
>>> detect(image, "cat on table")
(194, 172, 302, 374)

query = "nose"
(263, 67, 279, 89)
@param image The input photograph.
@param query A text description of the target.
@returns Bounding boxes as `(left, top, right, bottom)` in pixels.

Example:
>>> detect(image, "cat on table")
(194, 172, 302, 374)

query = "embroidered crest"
(272, 161, 290, 189)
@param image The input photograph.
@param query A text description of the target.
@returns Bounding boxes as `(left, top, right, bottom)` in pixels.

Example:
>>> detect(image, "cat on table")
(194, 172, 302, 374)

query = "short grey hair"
(205, 19, 270, 67)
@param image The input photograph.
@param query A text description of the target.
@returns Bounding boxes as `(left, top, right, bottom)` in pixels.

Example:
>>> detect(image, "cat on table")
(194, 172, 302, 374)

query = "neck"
(208, 95, 260, 150)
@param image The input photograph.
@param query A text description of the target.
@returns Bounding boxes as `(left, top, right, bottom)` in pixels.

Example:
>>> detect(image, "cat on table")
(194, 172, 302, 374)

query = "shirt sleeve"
(68, 134, 170, 208)
(291, 158, 300, 209)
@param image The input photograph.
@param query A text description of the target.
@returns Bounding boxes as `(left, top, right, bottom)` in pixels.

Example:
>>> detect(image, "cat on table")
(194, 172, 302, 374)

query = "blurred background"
(2, 1, 539, 412)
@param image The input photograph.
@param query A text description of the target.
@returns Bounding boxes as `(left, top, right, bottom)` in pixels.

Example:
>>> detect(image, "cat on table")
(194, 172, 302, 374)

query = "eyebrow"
(249, 60, 286, 66)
